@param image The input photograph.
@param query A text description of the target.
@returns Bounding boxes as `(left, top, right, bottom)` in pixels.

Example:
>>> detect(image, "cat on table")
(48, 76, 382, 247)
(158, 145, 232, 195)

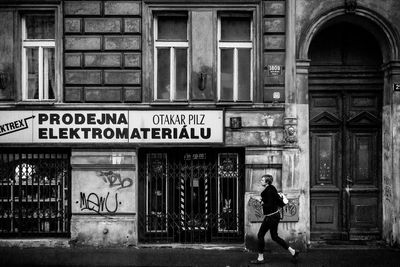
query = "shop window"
(154, 13, 189, 102)
(21, 11, 58, 101)
(0, 150, 70, 236)
(218, 13, 253, 102)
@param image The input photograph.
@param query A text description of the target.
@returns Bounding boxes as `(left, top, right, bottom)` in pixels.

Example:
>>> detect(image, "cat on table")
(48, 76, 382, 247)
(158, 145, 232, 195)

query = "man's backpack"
(277, 192, 289, 207)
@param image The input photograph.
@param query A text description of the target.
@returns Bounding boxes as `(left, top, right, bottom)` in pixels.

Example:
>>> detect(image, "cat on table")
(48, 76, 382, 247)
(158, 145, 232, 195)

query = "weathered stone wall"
(240, 0, 311, 250)
(70, 149, 137, 247)
(0, 9, 14, 100)
(384, 63, 400, 247)
(64, 1, 142, 103)
(225, 108, 297, 249)
(263, 0, 286, 103)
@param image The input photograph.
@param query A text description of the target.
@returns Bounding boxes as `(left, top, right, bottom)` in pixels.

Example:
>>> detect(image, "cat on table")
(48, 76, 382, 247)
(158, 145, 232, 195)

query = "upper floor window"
(149, 8, 256, 104)
(21, 12, 56, 101)
(154, 13, 189, 102)
(218, 13, 253, 102)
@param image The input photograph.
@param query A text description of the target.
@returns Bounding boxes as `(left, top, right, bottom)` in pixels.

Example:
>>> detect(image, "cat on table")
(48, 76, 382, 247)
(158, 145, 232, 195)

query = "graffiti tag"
(79, 192, 119, 215)
(98, 170, 133, 190)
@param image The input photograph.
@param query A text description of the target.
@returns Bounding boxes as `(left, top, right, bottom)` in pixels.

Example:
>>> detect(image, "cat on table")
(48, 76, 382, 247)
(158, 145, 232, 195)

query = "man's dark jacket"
(261, 184, 280, 215)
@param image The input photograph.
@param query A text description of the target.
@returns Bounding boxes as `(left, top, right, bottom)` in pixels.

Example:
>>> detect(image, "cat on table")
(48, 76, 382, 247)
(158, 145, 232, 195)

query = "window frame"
(19, 7, 61, 103)
(217, 12, 254, 102)
(153, 12, 190, 102)
(144, 5, 259, 104)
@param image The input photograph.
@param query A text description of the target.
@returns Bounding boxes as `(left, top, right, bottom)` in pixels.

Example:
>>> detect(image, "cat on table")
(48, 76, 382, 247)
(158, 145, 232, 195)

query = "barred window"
(0, 150, 70, 236)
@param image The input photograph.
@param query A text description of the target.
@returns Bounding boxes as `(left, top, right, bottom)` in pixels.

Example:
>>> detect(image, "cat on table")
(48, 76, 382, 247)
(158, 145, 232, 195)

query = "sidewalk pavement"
(1, 246, 400, 267)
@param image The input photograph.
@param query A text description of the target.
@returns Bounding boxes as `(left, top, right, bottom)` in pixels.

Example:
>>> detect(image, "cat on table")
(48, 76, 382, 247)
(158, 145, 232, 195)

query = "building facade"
(0, 0, 399, 249)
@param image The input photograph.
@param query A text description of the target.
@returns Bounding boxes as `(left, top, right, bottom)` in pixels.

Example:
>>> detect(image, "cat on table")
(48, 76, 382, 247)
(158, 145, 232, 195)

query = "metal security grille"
(138, 151, 244, 243)
(0, 149, 70, 237)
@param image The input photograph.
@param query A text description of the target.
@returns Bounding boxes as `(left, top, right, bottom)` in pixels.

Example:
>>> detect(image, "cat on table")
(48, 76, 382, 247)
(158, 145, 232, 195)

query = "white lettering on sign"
(0, 110, 223, 144)
(268, 65, 282, 76)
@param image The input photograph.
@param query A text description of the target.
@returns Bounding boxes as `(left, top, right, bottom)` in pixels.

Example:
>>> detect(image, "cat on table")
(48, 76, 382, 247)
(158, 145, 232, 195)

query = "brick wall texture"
(64, 1, 142, 103)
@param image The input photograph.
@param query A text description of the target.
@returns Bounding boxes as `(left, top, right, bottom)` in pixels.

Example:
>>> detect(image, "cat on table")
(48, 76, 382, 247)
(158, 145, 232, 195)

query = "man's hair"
(262, 174, 273, 185)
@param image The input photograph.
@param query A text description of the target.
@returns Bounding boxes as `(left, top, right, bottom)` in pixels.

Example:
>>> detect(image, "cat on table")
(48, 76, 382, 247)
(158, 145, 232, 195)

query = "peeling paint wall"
(70, 149, 137, 247)
(382, 105, 393, 244)
(226, 108, 308, 249)
(391, 97, 400, 246)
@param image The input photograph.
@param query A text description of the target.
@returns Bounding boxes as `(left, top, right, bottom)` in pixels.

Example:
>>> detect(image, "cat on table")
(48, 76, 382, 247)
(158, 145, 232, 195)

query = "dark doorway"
(309, 22, 383, 240)
(138, 148, 245, 243)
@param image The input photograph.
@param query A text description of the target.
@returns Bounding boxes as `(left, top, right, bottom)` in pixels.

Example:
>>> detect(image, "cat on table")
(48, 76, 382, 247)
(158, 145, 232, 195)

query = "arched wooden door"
(309, 22, 383, 240)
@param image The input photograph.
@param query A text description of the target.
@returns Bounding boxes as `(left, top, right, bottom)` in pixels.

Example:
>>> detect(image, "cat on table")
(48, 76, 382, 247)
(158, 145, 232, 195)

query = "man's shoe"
(250, 259, 266, 264)
(291, 250, 300, 263)
(293, 250, 300, 258)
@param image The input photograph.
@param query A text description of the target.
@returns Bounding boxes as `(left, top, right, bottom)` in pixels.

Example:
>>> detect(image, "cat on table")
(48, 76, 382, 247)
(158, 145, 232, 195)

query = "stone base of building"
(0, 239, 70, 248)
(70, 215, 137, 247)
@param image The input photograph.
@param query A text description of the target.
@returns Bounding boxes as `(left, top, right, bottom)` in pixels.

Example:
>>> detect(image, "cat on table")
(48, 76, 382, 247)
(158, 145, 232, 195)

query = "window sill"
(216, 101, 253, 106)
(15, 101, 56, 106)
(150, 101, 189, 106)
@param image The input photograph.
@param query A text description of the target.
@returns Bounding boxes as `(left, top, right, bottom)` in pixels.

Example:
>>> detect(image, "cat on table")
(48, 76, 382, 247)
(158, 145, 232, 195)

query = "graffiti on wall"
(97, 170, 133, 190)
(248, 197, 299, 222)
(79, 192, 120, 215)
(74, 169, 134, 215)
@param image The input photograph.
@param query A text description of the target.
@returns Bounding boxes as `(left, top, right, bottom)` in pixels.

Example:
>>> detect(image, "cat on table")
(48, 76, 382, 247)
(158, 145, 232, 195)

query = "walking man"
(251, 174, 300, 264)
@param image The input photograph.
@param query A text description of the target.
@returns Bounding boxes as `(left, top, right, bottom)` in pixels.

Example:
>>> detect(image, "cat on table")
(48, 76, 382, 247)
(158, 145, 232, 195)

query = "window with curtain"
(21, 12, 56, 101)
(218, 13, 253, 102)
(154, 13, 189, 102)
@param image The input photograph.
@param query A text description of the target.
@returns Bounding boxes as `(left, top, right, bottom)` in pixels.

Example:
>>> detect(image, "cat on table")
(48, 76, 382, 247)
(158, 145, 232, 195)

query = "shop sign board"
(128, 110, 223, 143)
(0, 110, 224, 144)
(0, 111, 33, 143)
